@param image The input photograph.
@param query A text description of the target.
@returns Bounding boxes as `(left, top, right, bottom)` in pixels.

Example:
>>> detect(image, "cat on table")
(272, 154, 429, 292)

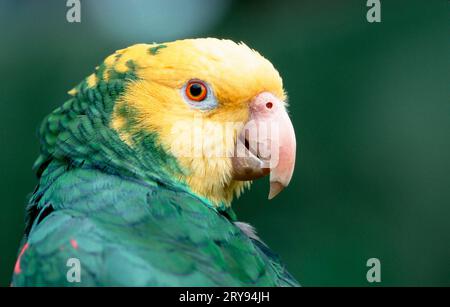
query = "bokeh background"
(0, 0, 449, 286)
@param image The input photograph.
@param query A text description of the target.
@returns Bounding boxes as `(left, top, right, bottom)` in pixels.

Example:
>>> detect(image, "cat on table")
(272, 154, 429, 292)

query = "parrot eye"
(181, 79, 217, 111)
(186, 81, 207, 102)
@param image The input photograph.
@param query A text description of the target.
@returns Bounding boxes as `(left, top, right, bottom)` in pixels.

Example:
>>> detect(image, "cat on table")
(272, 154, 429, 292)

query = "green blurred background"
(0, 0, 449, 286)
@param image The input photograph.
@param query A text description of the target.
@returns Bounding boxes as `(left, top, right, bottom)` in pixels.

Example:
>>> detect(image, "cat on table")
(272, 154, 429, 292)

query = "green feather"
(13, 163, 298, 286)
(148, 44, 168, 55)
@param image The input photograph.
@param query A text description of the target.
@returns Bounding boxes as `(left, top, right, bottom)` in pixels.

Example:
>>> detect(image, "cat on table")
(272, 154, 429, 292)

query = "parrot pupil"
(190, 84, 203, 97)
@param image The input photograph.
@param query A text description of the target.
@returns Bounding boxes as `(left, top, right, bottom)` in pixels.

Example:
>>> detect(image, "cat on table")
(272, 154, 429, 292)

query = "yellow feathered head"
(80, 38, 296, 207)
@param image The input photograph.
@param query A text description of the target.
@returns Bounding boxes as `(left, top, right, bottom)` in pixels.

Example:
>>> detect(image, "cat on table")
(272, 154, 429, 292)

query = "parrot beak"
(232, 92, 296, 199)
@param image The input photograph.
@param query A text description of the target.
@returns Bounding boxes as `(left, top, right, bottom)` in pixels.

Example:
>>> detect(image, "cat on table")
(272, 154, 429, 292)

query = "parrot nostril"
(265, 102, 273, 109)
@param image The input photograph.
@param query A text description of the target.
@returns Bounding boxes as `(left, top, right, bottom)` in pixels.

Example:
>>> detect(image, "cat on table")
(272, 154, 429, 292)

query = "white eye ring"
(181, 79, 218, 111)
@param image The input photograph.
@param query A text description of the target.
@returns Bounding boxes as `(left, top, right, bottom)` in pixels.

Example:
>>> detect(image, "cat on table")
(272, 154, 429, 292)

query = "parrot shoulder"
(13, 164, 298, 286)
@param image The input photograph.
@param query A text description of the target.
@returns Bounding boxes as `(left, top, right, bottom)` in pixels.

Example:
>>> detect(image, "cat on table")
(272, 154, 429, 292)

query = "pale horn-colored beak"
(231, 92, 296, 199)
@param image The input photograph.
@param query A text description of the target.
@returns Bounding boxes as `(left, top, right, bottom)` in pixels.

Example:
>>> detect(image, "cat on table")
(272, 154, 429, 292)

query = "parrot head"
(56, 38, 296, 207)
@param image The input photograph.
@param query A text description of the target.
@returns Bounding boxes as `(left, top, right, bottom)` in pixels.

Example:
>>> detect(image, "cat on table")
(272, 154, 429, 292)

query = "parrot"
(11, 38, 298, 286)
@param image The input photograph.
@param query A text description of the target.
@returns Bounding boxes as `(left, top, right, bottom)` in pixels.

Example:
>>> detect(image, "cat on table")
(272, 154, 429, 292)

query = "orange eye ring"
(185, 81, 208, 102)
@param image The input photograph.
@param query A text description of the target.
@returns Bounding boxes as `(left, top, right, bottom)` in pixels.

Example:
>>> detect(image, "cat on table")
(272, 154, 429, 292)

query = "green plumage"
(11, 55, 298, 286)
(13, 161, 297, 286)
